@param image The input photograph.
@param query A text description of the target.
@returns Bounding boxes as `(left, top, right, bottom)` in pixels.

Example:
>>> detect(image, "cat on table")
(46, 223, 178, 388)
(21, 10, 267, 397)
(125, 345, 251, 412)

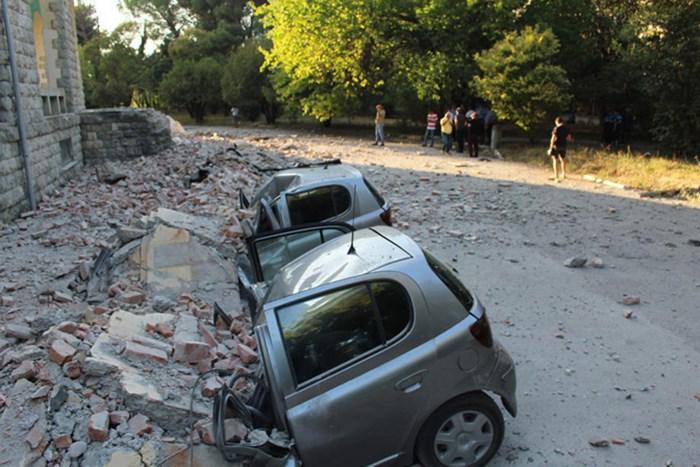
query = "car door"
(270, 275, 438, 467)
(239, 224, 353, 315)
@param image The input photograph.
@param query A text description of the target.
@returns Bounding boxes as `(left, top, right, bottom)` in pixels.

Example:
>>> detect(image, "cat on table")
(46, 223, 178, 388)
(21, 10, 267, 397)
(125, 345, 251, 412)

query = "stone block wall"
(80, 108, 172, 163)
(0, 0, 84, 222)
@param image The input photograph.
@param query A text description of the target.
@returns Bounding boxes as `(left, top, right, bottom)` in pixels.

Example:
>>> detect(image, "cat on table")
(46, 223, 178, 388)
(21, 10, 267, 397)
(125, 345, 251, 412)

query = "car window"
(363, 177, 385, 207)
(423, 250, 474, 313)
(277, 285, 382, 384)
(371, 281, 411, 341)
(287, 186, 351, 225)
(256, 230, 324, 281)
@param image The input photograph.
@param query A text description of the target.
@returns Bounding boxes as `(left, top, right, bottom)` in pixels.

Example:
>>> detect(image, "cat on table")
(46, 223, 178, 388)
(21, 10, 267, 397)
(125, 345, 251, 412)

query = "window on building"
(59, 138, 72, 165)
(287, 186, 352, 225)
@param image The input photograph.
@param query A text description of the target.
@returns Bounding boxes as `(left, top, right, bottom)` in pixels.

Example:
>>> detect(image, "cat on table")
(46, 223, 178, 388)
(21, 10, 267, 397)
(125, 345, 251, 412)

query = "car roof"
(273, 164, 363, 193)
(265, 226, 420, 303)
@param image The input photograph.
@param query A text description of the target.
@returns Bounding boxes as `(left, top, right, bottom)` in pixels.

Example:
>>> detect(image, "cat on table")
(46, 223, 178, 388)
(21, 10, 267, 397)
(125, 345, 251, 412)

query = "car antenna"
(347, 184, 358, 255)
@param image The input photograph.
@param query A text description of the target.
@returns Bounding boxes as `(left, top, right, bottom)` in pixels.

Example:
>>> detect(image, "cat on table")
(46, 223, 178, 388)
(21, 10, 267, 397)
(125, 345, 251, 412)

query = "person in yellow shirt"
(373, 104, 386, 146)
(440, 111, 453, 154)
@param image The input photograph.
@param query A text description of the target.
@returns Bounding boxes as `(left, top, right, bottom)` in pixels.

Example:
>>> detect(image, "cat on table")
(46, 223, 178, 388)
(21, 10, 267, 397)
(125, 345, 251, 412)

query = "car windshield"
(422, 249, 474, 314)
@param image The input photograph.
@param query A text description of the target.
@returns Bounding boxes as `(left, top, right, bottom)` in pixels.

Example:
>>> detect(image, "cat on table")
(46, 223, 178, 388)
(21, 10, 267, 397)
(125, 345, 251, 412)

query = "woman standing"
(440, 111, 453, 154)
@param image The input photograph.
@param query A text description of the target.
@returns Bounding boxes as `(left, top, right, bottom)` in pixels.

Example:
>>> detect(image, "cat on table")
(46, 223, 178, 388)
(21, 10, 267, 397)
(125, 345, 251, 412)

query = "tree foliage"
(80, 23, 154, 108)
(221, 40, 279, 123)
(626, 0, 700, 153)
(473, 26, 571, 131)
(159, 58, 223, 123)
(74, 1, 100, 45)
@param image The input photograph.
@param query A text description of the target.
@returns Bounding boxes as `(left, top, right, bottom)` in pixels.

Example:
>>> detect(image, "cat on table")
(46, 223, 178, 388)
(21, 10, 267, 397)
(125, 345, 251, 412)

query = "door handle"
(395, 370, 428, 393)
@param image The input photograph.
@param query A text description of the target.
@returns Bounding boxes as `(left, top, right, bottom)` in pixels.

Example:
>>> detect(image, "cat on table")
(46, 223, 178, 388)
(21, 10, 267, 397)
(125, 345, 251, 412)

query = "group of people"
(372, 104, 573, 185)
(372, 104, 496, 157)
(427, 106, 491, 157)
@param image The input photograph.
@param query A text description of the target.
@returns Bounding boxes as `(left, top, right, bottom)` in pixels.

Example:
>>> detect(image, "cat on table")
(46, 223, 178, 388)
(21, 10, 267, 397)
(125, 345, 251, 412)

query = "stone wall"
(0, 0, 85, 222)
(80, 108, 172, 163)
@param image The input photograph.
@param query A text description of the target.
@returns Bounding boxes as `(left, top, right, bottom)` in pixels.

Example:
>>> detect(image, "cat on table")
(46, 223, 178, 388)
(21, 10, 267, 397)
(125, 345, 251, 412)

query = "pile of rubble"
(0, 133, 296, 466)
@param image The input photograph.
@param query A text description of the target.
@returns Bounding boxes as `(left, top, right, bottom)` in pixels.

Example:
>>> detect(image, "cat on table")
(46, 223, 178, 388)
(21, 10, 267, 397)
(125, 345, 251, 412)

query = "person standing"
(466, 111, 484, 158)
(454, 106, 466, 153)
(422, 110, 439, 147)
(548, 116, 572, 182)
(373, 104, 386, 146)
(440, 111, 453, 154)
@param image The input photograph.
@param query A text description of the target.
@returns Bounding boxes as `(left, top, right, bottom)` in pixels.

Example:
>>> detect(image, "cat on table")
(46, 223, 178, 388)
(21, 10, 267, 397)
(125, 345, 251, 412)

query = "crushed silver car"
(240, 161, 392, 234)
(215, 226, 517, 467)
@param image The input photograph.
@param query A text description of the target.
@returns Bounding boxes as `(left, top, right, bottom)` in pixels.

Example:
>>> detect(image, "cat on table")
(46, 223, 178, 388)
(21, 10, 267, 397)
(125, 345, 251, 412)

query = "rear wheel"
(416, 393, 504, 467)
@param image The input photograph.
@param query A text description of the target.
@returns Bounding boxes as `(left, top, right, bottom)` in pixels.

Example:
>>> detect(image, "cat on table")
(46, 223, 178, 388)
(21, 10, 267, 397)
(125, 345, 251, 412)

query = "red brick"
(198, 323, 218, 348)
(236, 343, 258, 364)
(230, 319, 244, 335)
(109, 411, 130, 427)
(128, 414, 153, 436)
(48, 339, 76, 364)
(123, 341, 168, 365)
(57, 321, 79, 334)
(11, 360, 37, 381)
(93, 305, 109, 315)
(240, 334, 257, 350)
(149, 322, 174, 338)
(119, 291, 146, 305)
(53, 434, 72, 449)
(178, 293, 193, 304)
(173, 340, 210, 364)
(63, 360, 81, 379)
(201, 378, 222, 398)
(87, 411, 110, 441)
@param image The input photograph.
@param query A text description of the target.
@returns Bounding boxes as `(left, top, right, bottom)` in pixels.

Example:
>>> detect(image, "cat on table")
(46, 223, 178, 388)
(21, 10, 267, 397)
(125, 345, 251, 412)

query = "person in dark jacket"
(466, 111, 484, 158)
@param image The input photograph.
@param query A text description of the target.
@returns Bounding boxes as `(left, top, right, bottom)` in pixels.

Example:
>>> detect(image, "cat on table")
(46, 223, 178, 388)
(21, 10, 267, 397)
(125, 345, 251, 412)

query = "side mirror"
(239, 189, 250, 209)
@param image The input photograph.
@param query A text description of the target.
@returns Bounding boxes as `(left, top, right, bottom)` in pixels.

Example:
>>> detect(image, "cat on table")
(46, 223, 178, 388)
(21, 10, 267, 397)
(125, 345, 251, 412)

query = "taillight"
(380, 208, 392, 226)
(470, 312, 493, 348)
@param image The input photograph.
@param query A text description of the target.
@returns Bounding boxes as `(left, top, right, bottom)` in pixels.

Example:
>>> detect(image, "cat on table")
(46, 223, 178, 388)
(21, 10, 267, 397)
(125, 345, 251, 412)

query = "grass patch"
(502, 144, 700, 203)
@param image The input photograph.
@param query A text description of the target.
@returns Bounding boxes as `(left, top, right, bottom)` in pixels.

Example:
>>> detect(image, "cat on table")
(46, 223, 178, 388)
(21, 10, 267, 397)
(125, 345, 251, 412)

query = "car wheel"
(416, 393, 504, 467)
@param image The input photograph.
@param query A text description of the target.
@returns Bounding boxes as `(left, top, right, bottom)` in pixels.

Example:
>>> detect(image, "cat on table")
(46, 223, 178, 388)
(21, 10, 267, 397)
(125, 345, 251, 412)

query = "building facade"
(0, 0, 84, 221)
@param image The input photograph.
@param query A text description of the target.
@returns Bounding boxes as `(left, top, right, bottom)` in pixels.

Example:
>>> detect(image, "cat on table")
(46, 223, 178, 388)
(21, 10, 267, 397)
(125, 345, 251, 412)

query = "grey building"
(1, 0, 84, 221)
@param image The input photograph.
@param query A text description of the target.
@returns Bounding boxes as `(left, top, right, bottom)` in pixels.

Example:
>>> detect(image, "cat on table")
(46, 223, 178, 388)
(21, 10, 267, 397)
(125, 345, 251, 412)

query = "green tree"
(473, 26, 571, 131)
(159, 57, 223, 122)
(80, 23, 153, 108)
(75, 1, 100, 45)
(626, 0, 700, 153)
(221, 40, 279, 123)
(120, 0, 190, 38)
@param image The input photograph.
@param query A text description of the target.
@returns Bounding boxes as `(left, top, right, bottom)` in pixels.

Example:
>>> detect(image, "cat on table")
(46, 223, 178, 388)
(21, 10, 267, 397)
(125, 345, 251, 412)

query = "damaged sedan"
(214, 226, 517, 467)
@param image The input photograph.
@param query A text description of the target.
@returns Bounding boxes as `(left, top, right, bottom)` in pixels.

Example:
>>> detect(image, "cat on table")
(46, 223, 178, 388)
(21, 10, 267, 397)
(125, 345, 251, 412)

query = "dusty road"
(199, 127, 700, 467)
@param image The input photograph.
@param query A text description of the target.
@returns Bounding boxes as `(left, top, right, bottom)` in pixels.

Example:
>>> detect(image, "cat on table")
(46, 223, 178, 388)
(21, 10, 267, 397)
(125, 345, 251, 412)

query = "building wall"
(81, 108, 172, 163)
(0, 0, 84, 222)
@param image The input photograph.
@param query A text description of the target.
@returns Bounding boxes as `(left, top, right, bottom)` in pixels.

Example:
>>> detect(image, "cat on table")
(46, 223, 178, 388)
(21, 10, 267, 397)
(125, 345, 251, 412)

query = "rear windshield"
(423, 250, 474, 313)
(363, 177, 385, 207)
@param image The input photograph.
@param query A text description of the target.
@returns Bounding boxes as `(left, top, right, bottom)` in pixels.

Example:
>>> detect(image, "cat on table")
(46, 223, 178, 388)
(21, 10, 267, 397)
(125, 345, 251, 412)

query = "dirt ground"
(0, 124, 698, 467)
(202, 126, 700, 466)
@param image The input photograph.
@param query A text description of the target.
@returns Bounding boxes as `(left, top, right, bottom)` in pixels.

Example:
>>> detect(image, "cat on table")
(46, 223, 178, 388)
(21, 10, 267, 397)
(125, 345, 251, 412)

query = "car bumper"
(486, 340, 517, 417)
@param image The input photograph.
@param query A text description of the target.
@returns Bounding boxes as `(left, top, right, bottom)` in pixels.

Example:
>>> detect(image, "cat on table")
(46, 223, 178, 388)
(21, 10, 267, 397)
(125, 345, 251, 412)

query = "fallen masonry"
(0, 132, 298, 466)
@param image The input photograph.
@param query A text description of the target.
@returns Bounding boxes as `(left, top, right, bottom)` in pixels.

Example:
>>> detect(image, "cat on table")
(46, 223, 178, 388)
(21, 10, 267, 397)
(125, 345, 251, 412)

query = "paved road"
(195, 127, 700, 466)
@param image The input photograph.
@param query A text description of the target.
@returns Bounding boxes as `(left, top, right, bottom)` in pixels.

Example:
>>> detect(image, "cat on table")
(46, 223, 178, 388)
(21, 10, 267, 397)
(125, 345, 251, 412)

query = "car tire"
(415, 392, 504, 467)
